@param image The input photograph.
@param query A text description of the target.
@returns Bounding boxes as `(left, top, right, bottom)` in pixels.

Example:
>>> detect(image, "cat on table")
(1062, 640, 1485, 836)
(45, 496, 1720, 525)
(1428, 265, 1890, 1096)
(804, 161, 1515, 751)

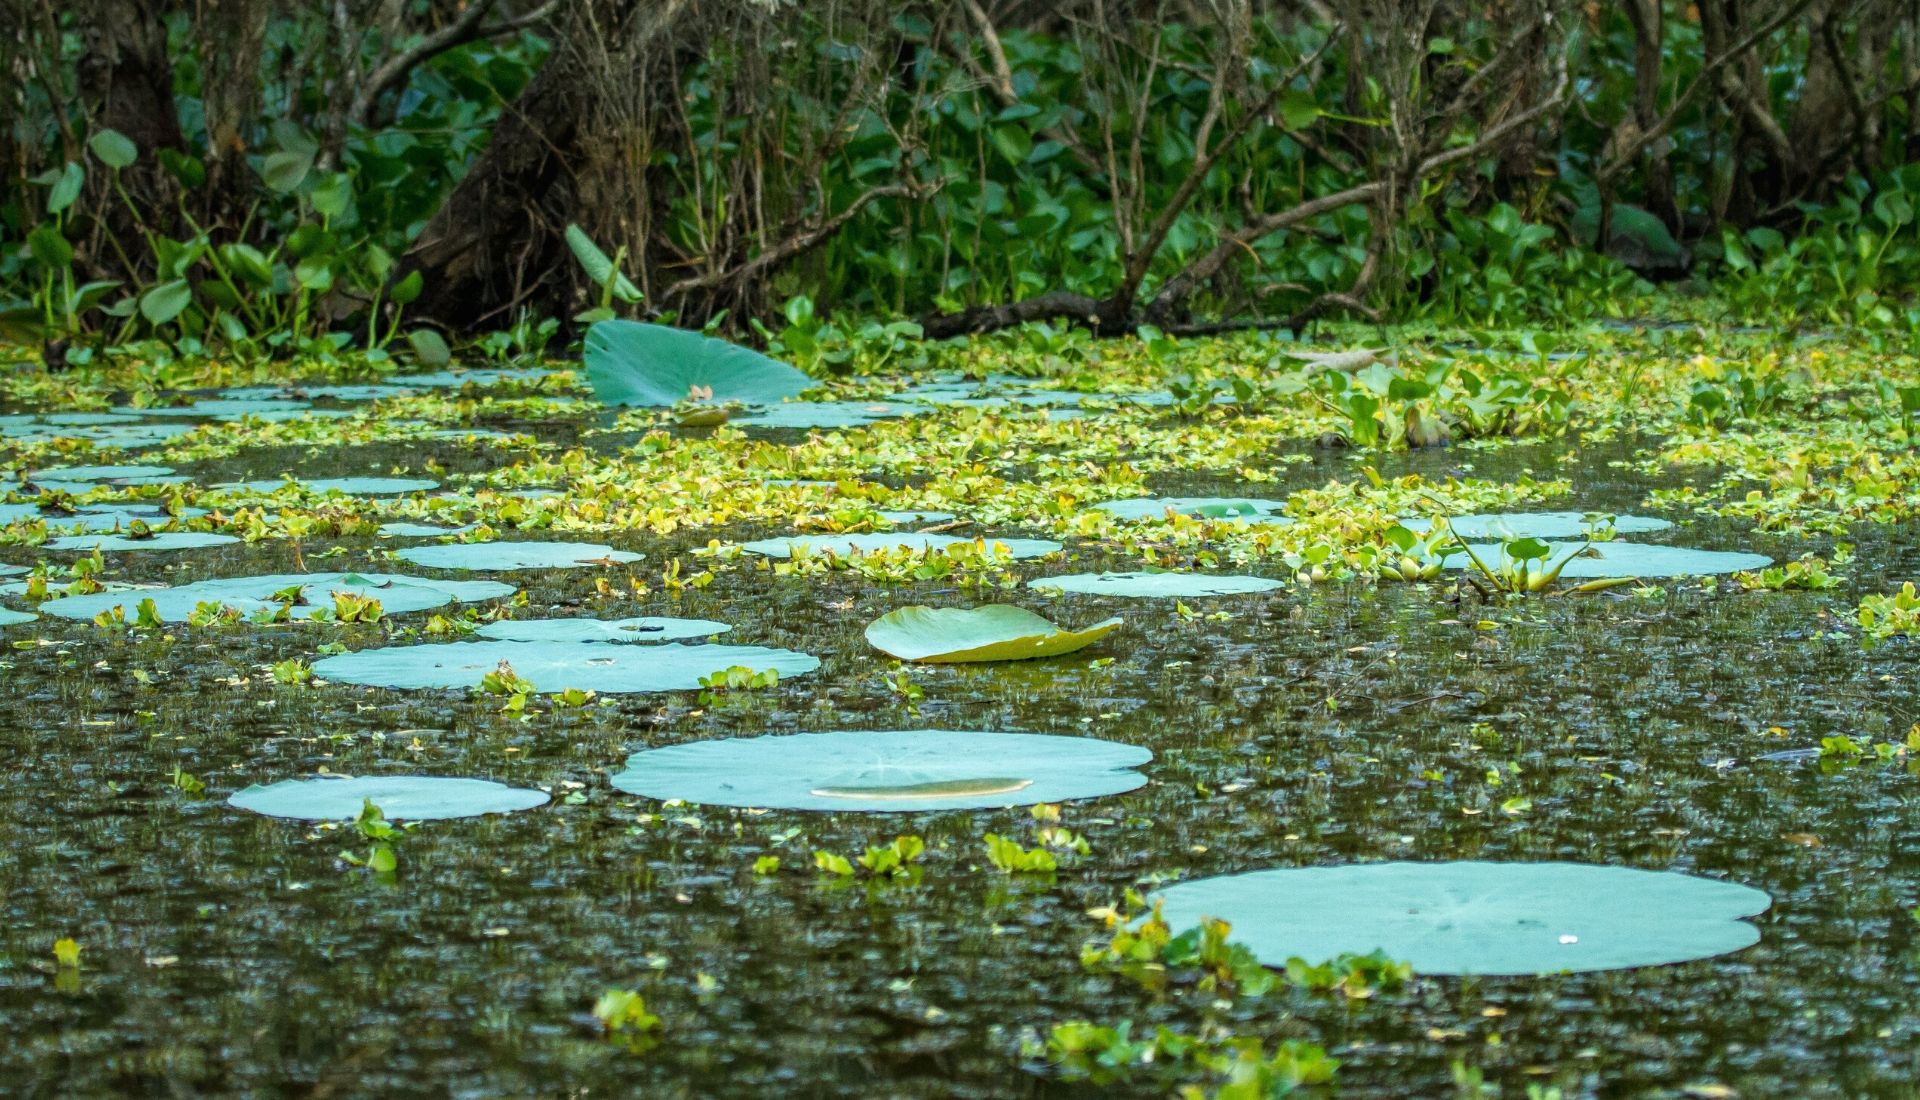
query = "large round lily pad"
(866, 605, 1121, 663)
(229, 775, 549, 821)
(313, 640, 818, 693)
(1445, 541, 1770, 578)
(584, 319, 813, 407)
(1152, 861, 1770, 976)
(610, 729, 1152, 811)
(476, 616, 730, 644)
(39, 572, 512, 622)
(741, 532, 1061, 560)
(1030, 571, 1283, 598)
(1094, 496, 1291, 522)
(396, 541, 642, 571)
(44, 532, 238, 552)
(1401, 511, 1673, 539)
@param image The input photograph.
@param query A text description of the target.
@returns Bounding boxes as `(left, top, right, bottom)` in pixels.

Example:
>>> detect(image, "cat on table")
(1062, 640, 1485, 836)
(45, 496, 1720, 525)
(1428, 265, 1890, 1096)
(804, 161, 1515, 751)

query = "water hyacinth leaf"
(865, 605, 1122, 663)
(1152, 862, 1771, 976)
(44, 532, 238, 552)
(311, 640, 818, 693)
(610, 730, 1152, 811)
(0, 607, 35, 626)
(1094, 496, 1291, 522)
(1030, 571, 1283, 598)
(39, 572, 512, 622)
(476, 616, 731, 644)
(1400, 511, 1673, 540)
(1444, 541, 1770, 578)
(396, 541, 642, 571)
(741, 532, 1061, 560)
(583, 319, 813, 407)
(229, 775, 549, 821)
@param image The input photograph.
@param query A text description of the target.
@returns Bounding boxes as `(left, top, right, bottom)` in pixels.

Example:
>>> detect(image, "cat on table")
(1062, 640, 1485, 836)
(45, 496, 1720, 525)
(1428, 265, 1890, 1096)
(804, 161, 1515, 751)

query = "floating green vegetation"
(1858, 582, 1920, 640)
(395, 541, 643, 571)
(38, 572, 512, 622)
(1153, 862, 1771, 975)
(312, 640, 819, 693)
(228, 775, 549, 820)
(1030, 571, 1284, 598)
(215, 476, 440, 496)
(739, 532, 1061, 560)
(1092, 495, 1291, 522)
(610, 730, 1151, 811)
(864, 605, 1122, 663)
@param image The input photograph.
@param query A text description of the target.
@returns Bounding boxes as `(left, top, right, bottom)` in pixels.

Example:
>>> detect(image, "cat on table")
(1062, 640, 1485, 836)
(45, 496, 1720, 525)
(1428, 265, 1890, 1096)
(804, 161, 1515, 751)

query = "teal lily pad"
(733, 401, 916, 429)
(0, 607, 35, 626)
(476, 616, 730, 644)
(0, 505, 43, 524)
(609, 729, 1152, 811)
(396, 541, 642, 571)
(41, 504, 210, 534)
(1446, 541, 1770, 578)
(865, 605, 1122, 663)
(223, 383, 415, 402)
(117, 398, 309, 418)
(393, 367, 556, 388)
(0, 563, 26, 577)
(1030, 571, 1283, 598)
(1402, 512, 1673, 539)
(229, 775, 549, 821)
(312, 640, 818, 693)
(1094, 496, 1291, 522)
(741, 532, 1061, 559)
(39, 572, 512, 622)
(219, 477, 440, 496)
(45, 532, 238, 552)
(377, 522, 477, 537)
(1152, 861, 1770, 976)
(874, 509, 956, 525)
(28, 463, 177, 482)
(584, 319, 813, 407)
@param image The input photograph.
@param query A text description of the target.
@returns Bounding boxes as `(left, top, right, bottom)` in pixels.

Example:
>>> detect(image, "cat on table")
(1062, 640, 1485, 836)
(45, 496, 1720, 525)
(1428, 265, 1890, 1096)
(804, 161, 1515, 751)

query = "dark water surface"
(2, 426, 1918, 1099)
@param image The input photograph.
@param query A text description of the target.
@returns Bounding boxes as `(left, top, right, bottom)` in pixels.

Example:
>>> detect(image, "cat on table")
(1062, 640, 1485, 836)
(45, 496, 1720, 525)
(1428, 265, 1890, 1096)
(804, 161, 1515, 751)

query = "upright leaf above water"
(583, 320, 813, 407)
(865, 605, 1122, 663)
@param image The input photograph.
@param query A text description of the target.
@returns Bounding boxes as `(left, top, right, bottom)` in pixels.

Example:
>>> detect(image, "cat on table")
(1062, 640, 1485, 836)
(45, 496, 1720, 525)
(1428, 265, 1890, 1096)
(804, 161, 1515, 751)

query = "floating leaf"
(865, 605, 1121, 663)
(39, 572, 511, 622)
(1401, 512, 1673, 539)
(396, 541, 643, 571)
(1094, 496, 1291, 522)
(218, 477, 439, 496)
(0, 607, 36, 626)
(312, 640, 818, 693)
(610, 730, 1151, 811)
(732, 401, 917, 429)
(583, 320, 813, 408)
(1153, 861, 1770, 976)
(28, 463, 176, 482)
(229, 776, 548, 821)
(45, 532, 238, 552)
(741, 532, 1060, 560)
(1029, 571, 1283, 598)
(1445, 541, 1770, 578)
(476, 616, 730, 644)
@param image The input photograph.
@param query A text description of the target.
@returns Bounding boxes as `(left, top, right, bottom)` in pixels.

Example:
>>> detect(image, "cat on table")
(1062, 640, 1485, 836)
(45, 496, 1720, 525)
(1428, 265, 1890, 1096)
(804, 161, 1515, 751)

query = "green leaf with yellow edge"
(864, 604, 1122, 663)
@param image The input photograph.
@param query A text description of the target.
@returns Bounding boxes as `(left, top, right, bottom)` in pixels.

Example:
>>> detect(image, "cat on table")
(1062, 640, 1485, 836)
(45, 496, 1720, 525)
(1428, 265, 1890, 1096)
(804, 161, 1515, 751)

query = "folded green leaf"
(865, 604, 1121, 663)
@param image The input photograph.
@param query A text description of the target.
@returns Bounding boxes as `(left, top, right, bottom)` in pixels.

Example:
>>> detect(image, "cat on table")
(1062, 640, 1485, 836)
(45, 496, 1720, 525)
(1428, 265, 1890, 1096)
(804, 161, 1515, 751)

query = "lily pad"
(733, 401, 917, 429)
(0, 563, 26, 577)
(1402, 511, 1673, 539)
(228, 775, 549, 821)
(476, 616, 731, 644)
(118, 397, 309, 418)
(874, 509, 956, 525)
(28, 464, 176, 482)
(1030, 571, 1283, 598)
(1152, 861, 1770, 976)
(396, 541, 642, 571)
(1094, 496, 1291, 522)
(865, 605, 1122, 663)
(393, 367, 556, 389)
(219, 477, 440, 496)
(41, 504, 210, 534)
(312, 640, 818, 693)
(39, 572, 512, 622)
(583, 319, 813, 407)
(1446, 541, 1770, 578)
(377, 522, 476, 537)
(44, 532, 238, 552)
(741, 532, 1061, 560)
(609, 729, 1152, 811)
(0, 607, 35, 626)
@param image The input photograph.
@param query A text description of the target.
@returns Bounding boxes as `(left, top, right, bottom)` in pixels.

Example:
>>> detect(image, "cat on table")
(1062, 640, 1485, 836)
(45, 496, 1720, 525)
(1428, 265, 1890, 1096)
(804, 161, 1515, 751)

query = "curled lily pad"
(1030, 571, 1283, 598)
(1445, 541, 1770, 578)
(38, 572, 512, 622)
(44, 532, 238, 552)
(865, 605, 1121, 663)
(396, 541, 642, 571)
(1402, 512, 1673, 539)
(741, 532, 1061, 560)
(1094, 496, 1290, 522)
(0, 607, 35, 626)
(1152, 861, 1770, 976)
(610, 729, 1151, 811)
(219, 477, 440, 496)
(584, 319, 813, 407)
(476, 616, 730, 644)
(312, 640, 818, 693)
(229, 775, 548, 821)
